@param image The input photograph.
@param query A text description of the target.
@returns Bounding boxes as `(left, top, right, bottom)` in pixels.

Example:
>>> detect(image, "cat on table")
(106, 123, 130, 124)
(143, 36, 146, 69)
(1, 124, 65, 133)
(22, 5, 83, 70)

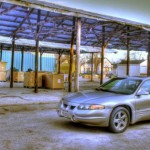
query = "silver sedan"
(57, 77, 150, 133)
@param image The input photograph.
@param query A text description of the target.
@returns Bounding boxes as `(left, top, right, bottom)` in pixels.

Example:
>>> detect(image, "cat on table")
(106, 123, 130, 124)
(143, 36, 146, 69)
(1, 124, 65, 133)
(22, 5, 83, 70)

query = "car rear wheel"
(109, 107, 130, 133)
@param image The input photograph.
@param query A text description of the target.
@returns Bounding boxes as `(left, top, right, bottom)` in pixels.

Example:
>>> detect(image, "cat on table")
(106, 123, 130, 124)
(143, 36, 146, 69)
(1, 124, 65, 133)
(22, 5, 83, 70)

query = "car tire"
(109, 107, 130, 133)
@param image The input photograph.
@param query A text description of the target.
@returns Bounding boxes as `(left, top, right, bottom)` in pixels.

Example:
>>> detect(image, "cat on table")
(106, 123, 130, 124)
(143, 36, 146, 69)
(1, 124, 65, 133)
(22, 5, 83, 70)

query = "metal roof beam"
(0, 2, 2, 8)
(13, 8, 34, 35)
(27, 17, 36, 39)
(15, 16, 68, 33)
(36, 11, 49, 39)
(0, 5, 17, 15)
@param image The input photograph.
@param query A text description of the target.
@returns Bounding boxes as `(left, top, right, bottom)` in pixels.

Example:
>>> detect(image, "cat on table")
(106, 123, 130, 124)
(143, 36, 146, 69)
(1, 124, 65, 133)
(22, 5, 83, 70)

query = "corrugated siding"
(42, 53, 56, 72)
(2, 50, 56, 72)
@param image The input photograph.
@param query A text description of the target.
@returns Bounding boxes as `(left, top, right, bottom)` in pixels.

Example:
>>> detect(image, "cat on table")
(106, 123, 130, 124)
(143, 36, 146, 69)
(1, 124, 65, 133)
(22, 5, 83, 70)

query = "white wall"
(117, 64, 140, 77)
(140, 66, 147, 74)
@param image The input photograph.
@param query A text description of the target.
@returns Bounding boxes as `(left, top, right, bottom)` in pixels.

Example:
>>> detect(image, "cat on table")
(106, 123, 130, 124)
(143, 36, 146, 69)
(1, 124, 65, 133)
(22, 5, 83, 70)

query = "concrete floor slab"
(0, 79, 100, 107)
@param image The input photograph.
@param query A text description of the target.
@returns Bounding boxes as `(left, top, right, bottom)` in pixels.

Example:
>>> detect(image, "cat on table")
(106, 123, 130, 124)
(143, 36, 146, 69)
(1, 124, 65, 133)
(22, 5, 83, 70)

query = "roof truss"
(0, 1, 149, 53)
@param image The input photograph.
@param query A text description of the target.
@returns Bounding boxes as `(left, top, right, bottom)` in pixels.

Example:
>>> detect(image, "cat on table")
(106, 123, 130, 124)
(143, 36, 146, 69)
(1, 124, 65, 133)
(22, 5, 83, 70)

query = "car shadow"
(49, 118, 110, 134)
(47, 117, 150, 134)
(129, 120, 150, 129)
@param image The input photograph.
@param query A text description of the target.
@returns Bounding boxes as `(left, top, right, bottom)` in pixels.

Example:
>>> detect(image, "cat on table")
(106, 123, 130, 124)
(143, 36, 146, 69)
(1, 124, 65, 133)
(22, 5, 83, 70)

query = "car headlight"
(77, 104, 105, 110)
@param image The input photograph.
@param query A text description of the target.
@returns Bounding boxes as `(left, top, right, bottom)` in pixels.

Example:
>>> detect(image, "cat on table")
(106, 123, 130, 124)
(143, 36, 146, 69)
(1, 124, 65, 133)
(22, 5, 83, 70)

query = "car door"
(135, 80, 150, 122)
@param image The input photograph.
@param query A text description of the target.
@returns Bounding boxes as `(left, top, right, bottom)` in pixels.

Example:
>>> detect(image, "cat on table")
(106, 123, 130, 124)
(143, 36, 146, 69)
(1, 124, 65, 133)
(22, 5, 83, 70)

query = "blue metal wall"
(2, 50, 56, 72)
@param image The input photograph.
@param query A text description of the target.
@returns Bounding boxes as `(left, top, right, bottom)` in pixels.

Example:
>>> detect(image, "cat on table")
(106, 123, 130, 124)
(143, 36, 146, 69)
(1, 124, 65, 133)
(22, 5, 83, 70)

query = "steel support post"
(100, 26, 105, 85)
(147, 32, 150, 75)
(68, 17, 75, 92)
(40, 49, 42, 71)
(34, 10, 40, 93)
(0, 44, 3, 61)
(91, 52, 94, 81)
(58, 51, 61, 74)
(75, 17, 81, 92)
(10, 35, 15, 88)
(126, 26, 130, 76)
(21, 46, 24, 71)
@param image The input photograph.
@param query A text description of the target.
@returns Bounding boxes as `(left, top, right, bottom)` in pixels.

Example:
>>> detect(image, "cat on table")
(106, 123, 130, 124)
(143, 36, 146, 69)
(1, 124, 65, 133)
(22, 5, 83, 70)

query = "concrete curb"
(0, 102, 58, 113)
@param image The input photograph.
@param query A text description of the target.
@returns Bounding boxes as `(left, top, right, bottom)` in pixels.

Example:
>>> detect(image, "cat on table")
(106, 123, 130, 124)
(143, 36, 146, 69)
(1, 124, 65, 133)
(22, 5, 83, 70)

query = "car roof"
(115, 76, 150, 81)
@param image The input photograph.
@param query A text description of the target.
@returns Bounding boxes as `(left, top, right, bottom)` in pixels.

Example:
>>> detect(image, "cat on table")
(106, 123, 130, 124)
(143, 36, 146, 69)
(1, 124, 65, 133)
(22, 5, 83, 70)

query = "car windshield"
(98, 78, 142, 94)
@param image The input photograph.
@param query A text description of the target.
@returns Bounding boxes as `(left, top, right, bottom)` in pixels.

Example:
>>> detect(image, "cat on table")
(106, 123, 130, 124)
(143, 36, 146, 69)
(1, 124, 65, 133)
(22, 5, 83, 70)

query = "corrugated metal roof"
(0, 1, 149, 53)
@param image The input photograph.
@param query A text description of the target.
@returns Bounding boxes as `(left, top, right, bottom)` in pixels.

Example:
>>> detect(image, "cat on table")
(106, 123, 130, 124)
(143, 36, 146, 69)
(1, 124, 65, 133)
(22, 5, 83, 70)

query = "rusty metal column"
(68, 17, 75, 92)
(10, 35, 15, 88)
(35, 39, 39, 93)
(34, 10, 40, 93)
(75, 17, 81, 92)
(21, 47, 24, 71)
(126, 26, 130, 76)
(0, 44, 3, 61)
(147, 32, 150, 75)
(91, 52, 94, 81)
(100, 26, 105, 85)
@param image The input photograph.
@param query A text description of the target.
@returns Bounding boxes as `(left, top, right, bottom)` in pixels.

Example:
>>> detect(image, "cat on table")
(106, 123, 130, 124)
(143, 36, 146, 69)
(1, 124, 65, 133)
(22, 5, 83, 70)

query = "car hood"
(64, 90, 131, 104)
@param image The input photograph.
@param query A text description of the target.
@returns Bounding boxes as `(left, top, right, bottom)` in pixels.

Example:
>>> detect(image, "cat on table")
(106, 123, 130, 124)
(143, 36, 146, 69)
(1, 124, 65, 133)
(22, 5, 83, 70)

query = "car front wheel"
(109, 107, 130, 133)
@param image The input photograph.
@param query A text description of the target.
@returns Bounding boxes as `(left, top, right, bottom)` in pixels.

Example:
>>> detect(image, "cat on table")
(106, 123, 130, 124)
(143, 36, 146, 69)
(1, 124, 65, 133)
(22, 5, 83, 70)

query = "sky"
(41, 0, 150, 25)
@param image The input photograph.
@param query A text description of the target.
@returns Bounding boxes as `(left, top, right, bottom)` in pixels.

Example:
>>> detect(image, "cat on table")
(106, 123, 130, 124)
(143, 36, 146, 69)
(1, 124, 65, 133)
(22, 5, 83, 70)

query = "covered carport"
(0, 0, 150, 93)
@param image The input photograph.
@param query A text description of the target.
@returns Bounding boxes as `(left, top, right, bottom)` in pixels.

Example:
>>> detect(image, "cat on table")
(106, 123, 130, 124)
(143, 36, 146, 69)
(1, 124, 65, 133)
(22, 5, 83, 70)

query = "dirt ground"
(0, 78, 150, 150)
(0, 108, 150, 150)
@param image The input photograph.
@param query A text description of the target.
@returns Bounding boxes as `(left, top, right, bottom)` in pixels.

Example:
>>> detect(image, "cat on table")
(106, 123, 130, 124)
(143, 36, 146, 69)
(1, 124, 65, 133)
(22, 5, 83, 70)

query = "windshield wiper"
(95, 87, 111, 92)
(109, 90, 130, 95)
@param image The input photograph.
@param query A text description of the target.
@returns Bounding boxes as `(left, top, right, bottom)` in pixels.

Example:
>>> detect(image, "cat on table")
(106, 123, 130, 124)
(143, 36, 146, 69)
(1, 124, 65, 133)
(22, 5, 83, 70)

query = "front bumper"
(57, 105, 111, 127)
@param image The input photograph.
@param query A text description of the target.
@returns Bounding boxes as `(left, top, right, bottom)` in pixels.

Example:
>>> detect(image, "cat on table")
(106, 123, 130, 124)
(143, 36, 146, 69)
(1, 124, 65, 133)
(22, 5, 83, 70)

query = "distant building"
(80, 58, 112, 74)
(114, 60, 145, 77)
(140, 60, 147, 75)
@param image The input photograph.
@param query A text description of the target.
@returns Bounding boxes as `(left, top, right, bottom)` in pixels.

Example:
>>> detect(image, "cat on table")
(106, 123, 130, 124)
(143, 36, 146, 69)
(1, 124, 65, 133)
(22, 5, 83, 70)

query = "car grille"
(63, 103, 76, 110)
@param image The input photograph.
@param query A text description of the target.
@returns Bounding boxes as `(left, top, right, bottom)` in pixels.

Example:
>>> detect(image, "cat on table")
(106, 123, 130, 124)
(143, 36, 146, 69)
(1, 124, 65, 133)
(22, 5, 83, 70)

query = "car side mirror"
(136, 90, 149, 96)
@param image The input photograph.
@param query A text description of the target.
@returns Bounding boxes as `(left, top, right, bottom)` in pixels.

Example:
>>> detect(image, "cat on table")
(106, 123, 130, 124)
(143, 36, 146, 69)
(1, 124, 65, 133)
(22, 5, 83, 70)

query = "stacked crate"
(83, 74, 105, 80)
(83, 74, 90, 79)
(24, 71, 46, 88)
(45, 73, 64, 89)
(13, 72, 24, 82)
(0, 62, 6, 81)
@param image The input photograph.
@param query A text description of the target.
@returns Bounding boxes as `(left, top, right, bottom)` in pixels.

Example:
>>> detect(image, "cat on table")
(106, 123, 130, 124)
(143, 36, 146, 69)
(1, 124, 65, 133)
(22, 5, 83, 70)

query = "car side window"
(140, 80, 150, 93)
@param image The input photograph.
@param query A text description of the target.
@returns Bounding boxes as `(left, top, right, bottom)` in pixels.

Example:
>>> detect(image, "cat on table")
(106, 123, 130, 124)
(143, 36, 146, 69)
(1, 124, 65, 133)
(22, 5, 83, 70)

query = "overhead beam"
(0, 5, 17, 15)
(27, 17, 36, 39)
(14, 8, 34, 35)
(0, 2, 2, 8)
(16, 16, 67, 33)
(92, 29, 102, 47)
(3, 0, 150, 30)
(36, 11, 50, 40)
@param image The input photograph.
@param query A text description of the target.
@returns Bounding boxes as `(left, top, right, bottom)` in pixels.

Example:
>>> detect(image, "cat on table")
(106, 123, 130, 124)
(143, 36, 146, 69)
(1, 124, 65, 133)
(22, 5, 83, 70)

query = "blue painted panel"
(41, 53, 56, 72)
(24, 52, 35, 71)
(1, 50, 56, 72)
(1, 51, 11, 70)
